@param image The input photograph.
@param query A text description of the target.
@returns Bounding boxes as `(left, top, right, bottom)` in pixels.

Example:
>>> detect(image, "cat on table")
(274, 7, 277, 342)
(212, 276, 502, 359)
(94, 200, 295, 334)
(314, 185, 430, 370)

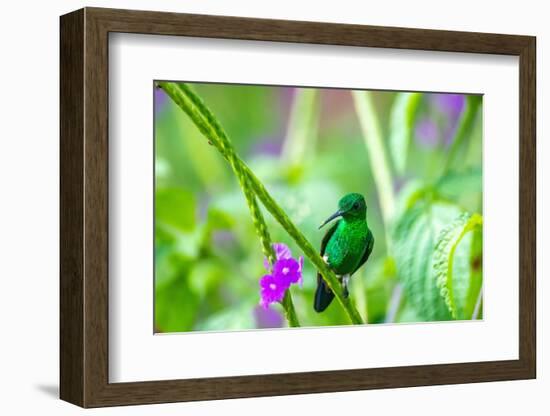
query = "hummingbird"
(314, 193, 374, 312)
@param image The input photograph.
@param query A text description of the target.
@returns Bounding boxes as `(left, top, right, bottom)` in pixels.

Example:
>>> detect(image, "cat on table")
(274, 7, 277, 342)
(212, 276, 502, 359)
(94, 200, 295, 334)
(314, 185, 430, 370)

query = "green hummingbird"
(314, 193, 374, 312)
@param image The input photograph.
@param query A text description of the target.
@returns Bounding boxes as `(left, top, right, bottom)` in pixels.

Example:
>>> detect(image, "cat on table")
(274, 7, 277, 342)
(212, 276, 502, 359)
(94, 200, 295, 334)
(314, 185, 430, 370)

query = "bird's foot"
(342, 274, 350, 298)
(322, 254, 329, 264)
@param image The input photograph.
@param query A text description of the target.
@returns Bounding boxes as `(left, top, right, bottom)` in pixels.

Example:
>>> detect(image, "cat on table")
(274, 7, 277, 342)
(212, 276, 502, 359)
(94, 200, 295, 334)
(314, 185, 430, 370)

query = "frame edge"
(518, 36, 537, 379)
(60, 8, 86, 407)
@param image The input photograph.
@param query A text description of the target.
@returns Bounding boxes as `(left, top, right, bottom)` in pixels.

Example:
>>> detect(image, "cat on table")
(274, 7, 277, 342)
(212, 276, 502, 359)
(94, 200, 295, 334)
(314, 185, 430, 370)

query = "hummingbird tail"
(314, 275, 335, 312)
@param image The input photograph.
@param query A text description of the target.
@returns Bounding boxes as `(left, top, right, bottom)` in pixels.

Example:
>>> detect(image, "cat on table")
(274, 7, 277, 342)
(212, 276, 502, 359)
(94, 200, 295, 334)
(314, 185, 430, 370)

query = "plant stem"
(354, 272, 369, 323)
(385, 283, 403, 323)
(159, 81, 364, 325)
(282, 291, 300, 327)
(472, 283, 483, 320)
(281, 88, 319, 169)
(241, 163, 364, 324)
(157, 81, 300, 326)
(352, 91, 396, 229)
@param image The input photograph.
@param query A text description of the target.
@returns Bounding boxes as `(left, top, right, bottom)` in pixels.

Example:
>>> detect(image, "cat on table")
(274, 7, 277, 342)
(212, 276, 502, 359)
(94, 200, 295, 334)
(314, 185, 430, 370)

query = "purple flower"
(273, 242, 292, 261)
(263, 242, 292, 270)
(259, 274, 286, 308)
(274, 257, 302, 286)
(259, 243, 303, 309)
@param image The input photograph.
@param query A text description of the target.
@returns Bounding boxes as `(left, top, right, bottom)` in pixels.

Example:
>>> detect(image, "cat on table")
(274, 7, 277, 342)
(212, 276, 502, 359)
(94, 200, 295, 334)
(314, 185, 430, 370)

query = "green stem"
(157, 82, 300, 326)
(282, 292, 300, 327)
(159, 81, 363, 325)
(354, 271, 369, 323)
(352, 91, 396, 252)
(240, 164, 364, 324)
(385, 283, 403, 323)
(281, 88, 319, 169)
(472, 282, 483, 320)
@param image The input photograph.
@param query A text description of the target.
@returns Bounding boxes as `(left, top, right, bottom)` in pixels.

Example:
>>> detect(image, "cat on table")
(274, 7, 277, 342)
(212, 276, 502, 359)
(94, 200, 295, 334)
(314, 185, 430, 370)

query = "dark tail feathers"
(314, 275, 335, 312)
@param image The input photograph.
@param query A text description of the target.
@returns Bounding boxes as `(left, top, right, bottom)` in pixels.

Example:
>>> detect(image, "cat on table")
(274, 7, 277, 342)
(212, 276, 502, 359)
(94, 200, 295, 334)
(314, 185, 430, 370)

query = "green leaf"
(393, 201, 464, 321)
(433, 212, 483, 319)
(359, 257, 397, 324)
(155, 272, 199, 332)
(188, 261, 225, 297)
(435, 167, 482, 212)
(154, 243, 189, 288)
(396, 303, 422, 323)
(389, 92, 422, 174)
(469, 227, 483, 319)
(206, 207, 235, 230)
(436, 167, 482, 197)
(392, 179, 427, 224)
(155, 188, 196, 232)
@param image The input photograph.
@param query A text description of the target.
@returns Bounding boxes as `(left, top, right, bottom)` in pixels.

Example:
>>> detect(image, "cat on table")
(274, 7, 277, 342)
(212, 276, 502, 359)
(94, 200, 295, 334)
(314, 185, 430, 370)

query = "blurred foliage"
(154, 83, 483, 332)
(389, 92, 422, 174)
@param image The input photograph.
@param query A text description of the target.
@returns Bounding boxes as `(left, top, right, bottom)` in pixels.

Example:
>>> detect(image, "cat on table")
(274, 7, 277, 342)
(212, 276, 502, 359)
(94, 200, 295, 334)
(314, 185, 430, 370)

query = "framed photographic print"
(60, 7, 536, 408)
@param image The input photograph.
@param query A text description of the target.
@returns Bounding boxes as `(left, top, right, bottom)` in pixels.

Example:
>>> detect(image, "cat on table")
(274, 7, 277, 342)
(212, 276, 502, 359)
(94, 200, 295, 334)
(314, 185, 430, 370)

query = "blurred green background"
(154, 82, 483, 333)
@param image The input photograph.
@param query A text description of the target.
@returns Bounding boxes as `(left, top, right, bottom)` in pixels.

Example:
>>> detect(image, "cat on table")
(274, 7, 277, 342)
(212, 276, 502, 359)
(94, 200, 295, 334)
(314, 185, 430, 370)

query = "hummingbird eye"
(353, 202, 359, 209)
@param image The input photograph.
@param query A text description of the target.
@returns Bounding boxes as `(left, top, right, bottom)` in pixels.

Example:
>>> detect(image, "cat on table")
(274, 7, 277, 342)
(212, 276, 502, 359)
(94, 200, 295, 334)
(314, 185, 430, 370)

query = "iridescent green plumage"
(314, 193, 374, 312)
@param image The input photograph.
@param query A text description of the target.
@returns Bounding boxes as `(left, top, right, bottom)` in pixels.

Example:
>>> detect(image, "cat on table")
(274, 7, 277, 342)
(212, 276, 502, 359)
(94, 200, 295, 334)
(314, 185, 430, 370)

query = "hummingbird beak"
(319, 210, 343, 229)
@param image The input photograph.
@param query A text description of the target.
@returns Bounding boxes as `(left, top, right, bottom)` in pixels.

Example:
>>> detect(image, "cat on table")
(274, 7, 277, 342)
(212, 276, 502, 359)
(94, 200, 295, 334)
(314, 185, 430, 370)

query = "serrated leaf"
(467, 227, 483, 319)
(393, 202, 464, 321)
(389, 92, 422, 174)
(433, 212, 483, 319)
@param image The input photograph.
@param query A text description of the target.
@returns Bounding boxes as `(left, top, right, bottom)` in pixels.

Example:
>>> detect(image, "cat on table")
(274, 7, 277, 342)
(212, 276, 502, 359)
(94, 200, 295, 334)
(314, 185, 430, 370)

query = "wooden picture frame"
(60, 7, 536, 408)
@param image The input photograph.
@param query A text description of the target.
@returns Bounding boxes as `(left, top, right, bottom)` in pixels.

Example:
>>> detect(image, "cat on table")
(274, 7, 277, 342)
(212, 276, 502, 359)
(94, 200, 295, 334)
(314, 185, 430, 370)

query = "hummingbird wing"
(351, 229, 374, 276)
(314, 220, 340, 312)
(320, 220, 340, 258)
